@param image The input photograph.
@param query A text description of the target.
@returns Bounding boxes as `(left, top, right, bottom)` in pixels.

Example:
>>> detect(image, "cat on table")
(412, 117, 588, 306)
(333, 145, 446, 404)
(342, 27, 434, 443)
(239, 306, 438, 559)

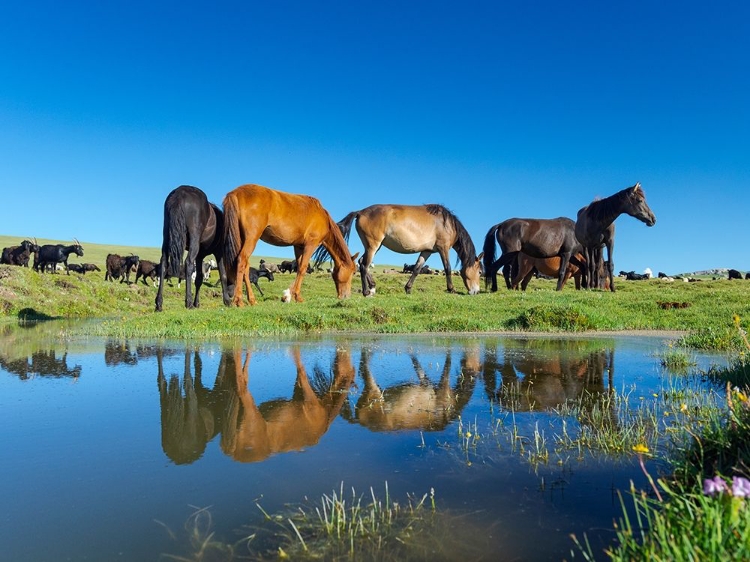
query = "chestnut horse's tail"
(312, 210, 358, 268)
(223, 192, 241, 274)
(482, 223, 500, 282)
(163, 197, 187, 278)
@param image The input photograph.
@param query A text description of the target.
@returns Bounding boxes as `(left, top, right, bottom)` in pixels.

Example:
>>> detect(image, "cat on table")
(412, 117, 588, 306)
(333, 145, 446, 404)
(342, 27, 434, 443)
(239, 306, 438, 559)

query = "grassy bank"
(1, 260, 749, 341)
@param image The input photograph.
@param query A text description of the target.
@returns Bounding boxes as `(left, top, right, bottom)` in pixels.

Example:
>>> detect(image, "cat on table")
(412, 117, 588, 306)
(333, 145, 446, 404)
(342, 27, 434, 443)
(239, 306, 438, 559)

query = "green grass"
(2, 234, 750, 342)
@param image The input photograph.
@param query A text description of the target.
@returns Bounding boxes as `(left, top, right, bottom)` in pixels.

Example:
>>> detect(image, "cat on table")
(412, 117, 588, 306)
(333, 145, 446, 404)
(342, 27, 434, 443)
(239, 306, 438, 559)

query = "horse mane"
(425, 204, 477, 267)
(583, 184, 637, 222)
(321, 210, 353, 266)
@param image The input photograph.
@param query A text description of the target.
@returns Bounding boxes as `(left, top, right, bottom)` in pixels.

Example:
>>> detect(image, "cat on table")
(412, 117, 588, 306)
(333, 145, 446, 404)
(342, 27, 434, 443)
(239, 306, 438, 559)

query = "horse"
(316, 204, 483, 296)
(155, 185, 231, 312)
(349, 347, 478, 432)
(223, 184, 358, 306)
(575, 182, 656, 292)
(482, 217, 583, 292)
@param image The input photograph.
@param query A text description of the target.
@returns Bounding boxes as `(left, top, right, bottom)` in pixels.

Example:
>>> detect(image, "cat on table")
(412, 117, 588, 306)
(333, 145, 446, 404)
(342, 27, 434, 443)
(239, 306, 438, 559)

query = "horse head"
(627, 183, 656, 226)
(460, 251, 484, 295)
(332, 252, 359, 299)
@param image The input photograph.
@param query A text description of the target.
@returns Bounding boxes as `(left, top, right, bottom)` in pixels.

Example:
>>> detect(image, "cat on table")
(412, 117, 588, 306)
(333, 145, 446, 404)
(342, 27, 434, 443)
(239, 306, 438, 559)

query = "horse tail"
(223, 192, 241, 274)
(163, 197, 186, 277)
(312, 210, 358, 268)
(482, 223, 500, 281)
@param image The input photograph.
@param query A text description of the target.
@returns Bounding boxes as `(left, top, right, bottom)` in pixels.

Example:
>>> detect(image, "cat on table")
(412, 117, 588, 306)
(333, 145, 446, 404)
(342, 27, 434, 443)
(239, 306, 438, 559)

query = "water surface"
(0, 323, 725, 561)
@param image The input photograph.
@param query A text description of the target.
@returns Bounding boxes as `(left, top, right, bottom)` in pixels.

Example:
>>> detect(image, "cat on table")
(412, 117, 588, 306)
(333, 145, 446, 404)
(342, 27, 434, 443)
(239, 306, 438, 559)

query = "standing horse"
(316, 204, 483, 296)
(223, 183, 358, 305)
(575, 182, 656, 292)
(482, 217, 583, 292)
(155, 185, 230, 312)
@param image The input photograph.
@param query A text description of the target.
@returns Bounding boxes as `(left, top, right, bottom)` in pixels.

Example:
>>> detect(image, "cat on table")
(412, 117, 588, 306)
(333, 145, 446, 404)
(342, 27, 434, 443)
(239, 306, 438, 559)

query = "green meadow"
(1, 235, 749, 344)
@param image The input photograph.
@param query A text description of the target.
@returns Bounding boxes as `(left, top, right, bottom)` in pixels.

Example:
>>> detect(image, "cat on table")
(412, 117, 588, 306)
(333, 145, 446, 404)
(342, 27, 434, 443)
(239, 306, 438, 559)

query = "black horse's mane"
(425, 204, 476, 267)
(583, 184, 637, 222)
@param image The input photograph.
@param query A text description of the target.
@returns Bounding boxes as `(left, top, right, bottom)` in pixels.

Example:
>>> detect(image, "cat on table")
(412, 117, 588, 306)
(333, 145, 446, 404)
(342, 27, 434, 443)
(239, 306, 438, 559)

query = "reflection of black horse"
(155, 185, 232, 312)
(104, 341, 168, 367)
(0, 349, 81, 379)
(347, 347, 479, 432)
(156, 346, 355, 465)
(481, 339, 614, 413)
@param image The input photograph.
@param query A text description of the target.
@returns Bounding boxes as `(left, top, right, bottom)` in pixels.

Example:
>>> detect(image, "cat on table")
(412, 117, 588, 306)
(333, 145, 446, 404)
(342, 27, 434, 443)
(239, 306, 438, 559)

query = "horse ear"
(351, 252, 360, 261)
(634, 182, 641, 192)
(477, 252, 484, 261)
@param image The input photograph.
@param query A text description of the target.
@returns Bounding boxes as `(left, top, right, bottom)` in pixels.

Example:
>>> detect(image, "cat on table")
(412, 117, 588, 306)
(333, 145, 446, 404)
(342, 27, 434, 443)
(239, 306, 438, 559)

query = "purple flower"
(732, 477, 750, 498)
(704, 476, 729, 496)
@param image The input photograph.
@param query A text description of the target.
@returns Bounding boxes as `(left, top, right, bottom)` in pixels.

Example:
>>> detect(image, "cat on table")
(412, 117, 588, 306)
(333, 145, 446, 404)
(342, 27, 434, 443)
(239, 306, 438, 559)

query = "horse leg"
(184, 247, 199, 309)
(606, 239, 615, 292)
(193, 256, 205, 308)
(404, 251, 431, 294)
(555, 252, 571, 291)
(290, 245, 316, 302)
(155, 251, 169, 312)
(359, 244, 379, 297)
(520, 268, 535, 291)
(437, 248, 454, 293)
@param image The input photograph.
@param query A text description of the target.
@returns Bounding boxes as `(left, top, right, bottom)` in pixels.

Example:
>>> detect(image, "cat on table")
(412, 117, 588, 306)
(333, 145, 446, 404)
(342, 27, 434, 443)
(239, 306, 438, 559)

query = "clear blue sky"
(1, 1, 748, 274)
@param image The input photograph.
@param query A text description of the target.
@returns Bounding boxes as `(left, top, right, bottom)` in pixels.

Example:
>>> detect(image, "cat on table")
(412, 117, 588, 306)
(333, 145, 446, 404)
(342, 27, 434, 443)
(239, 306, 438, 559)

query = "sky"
(1, 1, 748, 274)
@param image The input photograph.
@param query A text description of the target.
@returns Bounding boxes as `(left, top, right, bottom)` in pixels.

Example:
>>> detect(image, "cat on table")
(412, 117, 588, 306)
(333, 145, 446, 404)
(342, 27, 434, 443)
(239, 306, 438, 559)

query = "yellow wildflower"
(632, 444, 650, 454)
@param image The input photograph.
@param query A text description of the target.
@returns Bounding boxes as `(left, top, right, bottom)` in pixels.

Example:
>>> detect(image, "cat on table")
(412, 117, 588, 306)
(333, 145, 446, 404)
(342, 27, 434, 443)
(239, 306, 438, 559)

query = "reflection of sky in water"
(0, 331, 731, 561)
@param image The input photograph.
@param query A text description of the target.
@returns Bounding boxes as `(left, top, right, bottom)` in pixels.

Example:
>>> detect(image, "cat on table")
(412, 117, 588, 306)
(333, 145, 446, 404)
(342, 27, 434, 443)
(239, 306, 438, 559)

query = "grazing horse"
(223, 183, 358, 305)
(155, 185, 230, 312)
(318, 204, 482, 296)
(575, 182, 656, 292)
(482, 217, 583, 292)
(350, 347, 479, 432)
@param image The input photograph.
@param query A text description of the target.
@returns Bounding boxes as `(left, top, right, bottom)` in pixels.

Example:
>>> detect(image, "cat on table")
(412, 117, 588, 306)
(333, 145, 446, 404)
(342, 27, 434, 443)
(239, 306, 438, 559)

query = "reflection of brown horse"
(351, 348, 479, 432)
(157, 346, 355, 464)
(318, 204, 483, 296)
(223, 184, 358, 305)
(482, 339, 614, 412)
(221, 347, 355, 462)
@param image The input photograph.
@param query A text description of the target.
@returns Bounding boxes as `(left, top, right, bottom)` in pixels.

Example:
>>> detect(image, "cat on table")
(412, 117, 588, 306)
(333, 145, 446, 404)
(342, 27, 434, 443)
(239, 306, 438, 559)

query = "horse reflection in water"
(350, 346, 480, 432)
(482, 339, 615, 414)
(157, 346, 355, 464)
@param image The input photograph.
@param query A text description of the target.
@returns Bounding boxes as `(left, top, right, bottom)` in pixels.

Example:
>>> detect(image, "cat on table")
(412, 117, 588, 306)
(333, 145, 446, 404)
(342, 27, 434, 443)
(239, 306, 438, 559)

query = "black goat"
(728, 269, 743, 280)
(248, 267, 275, 296)
(1, 239, 40, 267)
(35, 241, 84, 274)
(105, 254, 140, 283)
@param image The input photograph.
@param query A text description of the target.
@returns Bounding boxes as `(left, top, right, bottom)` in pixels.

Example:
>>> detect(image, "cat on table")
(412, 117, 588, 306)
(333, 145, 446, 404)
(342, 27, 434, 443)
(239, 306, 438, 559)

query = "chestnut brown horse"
(575, 182, 656, 292)
(223, 184, 358, 305)
(482, 217, 583, 292)
(316, 204, 483, 296)
(513, 253, 610, 291)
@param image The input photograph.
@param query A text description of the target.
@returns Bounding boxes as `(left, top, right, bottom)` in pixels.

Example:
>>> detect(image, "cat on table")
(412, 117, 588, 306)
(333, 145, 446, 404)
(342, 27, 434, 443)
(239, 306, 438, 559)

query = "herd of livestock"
(0, 181, 746, 311)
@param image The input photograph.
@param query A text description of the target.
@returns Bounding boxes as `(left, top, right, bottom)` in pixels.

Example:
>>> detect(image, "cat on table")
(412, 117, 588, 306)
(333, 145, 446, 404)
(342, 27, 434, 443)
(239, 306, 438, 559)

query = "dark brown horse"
(155, 185, 230, 312)
(482, 217, 583, 292)
(316, 204, 483, 296)
(223, 184, 358, 305)
(575, 182, 656, 292)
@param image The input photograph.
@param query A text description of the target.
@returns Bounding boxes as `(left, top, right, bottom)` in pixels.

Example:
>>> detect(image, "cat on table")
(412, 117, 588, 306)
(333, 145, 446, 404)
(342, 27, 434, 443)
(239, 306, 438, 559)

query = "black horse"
(482, 217, 583, 292)
(575, 182, 656, 292)
(155, 185, 232, 311)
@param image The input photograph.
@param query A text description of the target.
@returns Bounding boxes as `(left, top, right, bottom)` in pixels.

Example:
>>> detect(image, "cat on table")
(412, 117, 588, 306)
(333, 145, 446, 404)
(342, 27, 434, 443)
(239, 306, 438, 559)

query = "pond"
(0, 323, 727, 561)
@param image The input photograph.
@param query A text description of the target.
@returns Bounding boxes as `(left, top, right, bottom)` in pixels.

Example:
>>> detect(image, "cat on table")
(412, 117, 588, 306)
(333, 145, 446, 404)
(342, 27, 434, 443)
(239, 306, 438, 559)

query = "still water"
(0, 323, 724, 561)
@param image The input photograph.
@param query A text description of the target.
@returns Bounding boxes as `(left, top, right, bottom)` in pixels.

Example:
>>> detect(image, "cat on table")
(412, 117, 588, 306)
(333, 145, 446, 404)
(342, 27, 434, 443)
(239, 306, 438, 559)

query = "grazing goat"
(135, 259, 161, 286)
(728, 269, 743, 280)
(1, 239, 40, 267)
(105, 254, 140, 283)
(35, 241, 84, 274)
(247, 267, 275, 296)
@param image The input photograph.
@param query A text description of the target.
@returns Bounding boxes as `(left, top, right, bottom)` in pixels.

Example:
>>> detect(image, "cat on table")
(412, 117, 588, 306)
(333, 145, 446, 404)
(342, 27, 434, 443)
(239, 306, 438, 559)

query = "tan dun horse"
(316, 204, 483, 296)
(575, 182, 656, 292)
(223, 184, 358, 305)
